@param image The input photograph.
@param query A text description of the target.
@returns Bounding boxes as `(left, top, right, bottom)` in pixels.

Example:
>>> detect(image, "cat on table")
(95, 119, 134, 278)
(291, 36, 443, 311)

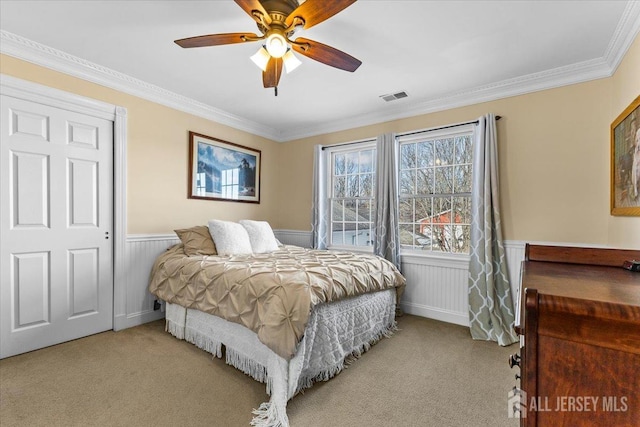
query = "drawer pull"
(509, 353, 521, 368)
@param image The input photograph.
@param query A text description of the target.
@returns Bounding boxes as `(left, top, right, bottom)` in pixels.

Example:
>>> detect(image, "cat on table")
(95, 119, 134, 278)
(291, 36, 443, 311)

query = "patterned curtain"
(311, 145, 328, 249)
(468, 114, 518, 346)
(374, 133, 401, 269)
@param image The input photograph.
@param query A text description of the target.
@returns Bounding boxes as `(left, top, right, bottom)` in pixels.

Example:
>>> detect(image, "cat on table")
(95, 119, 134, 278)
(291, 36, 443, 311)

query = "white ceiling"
(1, 1, 639, 142)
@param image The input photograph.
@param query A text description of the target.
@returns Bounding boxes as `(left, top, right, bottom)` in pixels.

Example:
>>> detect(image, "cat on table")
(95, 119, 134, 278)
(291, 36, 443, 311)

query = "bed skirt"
(165, 289, 397, 426)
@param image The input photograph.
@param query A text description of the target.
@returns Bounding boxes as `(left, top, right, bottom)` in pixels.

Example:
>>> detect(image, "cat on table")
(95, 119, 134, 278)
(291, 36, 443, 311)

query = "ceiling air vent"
(380, 91, 408, 102)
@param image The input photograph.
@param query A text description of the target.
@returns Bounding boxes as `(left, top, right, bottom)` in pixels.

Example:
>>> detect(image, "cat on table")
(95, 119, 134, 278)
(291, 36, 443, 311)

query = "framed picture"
(611, 95, 640, 216)
(188, 131, 261, 203)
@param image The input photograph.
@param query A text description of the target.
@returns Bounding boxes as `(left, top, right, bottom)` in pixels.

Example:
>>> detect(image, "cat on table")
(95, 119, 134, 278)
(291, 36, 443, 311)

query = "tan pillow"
(174, 225, 217, 256)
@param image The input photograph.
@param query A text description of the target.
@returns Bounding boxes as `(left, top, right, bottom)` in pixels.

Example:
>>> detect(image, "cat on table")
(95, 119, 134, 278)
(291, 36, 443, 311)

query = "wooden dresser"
(512, 244, 640, 426)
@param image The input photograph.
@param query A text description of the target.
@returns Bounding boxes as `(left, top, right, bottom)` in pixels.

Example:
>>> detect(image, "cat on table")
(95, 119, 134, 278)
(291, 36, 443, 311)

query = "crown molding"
(604, 0, 640, 70)
(0, 30, 282, 141)
(2, 0, 639, 144)
(283, 2, 640, 141)
(282, 56, 614, 141)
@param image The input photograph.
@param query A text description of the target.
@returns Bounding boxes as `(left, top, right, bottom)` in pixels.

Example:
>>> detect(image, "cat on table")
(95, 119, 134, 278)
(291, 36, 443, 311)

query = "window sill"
(327, 245, 374, 254)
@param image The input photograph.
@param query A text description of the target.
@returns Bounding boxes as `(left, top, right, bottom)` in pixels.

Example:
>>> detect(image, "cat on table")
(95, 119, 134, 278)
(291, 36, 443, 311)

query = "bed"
(148, 221, 405, 426)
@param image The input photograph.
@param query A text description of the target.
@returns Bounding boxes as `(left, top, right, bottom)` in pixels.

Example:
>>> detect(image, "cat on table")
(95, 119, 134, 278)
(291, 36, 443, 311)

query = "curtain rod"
(321, 138, 376, 151)
(321, 116, 501, 150)
(397, 115, 501, 138)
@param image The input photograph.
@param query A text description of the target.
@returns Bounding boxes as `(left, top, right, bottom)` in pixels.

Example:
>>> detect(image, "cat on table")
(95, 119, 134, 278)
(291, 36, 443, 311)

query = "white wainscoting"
(400, 254, 470, 325)
(401, 242, 528, 326)
(114, 234, 179, 330)
(504, 240, 528, 311)
(274, 229, 313, 248)
(274, 230, 528, 327)
(117, 230, 528, 331)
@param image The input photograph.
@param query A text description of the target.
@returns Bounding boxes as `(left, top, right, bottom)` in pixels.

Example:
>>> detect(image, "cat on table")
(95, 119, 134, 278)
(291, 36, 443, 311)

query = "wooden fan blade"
(263, 57, 283, 88)
(292, 37, 361, 72)
(285, 0, 356, 29)
(175, 33, 258, 48)
(234, 0, 271, 25)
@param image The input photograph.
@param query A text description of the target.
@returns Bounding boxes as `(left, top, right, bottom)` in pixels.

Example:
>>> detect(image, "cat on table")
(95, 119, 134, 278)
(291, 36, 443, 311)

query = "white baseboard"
(114, 310, 164, 331)
(400, 302, 469, 327)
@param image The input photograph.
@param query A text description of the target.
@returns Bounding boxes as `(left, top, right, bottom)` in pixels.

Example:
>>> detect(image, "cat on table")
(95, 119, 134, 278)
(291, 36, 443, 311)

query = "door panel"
(68, 248, 99, 317)
(67, 121, 98, 149)
(68, 158, 98, 227)
(12, 251, 50, 328)
(9, 108, 49, 140)
(1, 95, 113, 359)
(11, 151, 49, 228)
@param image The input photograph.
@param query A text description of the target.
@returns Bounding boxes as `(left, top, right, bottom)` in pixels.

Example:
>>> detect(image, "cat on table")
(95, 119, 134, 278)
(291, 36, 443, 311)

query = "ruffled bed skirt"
(165, 289, 397, 426)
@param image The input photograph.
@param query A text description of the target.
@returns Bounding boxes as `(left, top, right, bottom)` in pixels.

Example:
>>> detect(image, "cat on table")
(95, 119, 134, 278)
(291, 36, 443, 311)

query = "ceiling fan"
(174, 0, 362, 94)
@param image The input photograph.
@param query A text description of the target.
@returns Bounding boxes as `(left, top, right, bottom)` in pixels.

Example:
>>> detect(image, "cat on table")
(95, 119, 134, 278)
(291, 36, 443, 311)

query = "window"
(327, 142, 376, 248)
(397, 126, 474, 254)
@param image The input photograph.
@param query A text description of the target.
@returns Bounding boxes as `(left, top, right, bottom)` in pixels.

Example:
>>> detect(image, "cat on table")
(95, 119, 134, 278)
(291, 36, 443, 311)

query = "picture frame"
(188, 131, 261, 203)
(611, 95, 640, 216)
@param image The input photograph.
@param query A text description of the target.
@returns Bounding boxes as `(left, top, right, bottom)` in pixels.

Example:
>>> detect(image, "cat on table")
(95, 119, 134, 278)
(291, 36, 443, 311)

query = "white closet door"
(0, 95, 113, 359)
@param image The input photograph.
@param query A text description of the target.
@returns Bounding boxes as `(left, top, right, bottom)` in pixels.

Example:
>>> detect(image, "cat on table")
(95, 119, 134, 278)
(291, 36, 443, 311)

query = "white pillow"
(239, 220, 279, 253)
(207, 220, 253, 256)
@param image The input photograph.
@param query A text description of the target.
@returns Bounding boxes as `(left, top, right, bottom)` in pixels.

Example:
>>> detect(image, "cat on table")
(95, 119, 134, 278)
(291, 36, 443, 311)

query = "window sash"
(320, 123, 475, 255)
(397, 124, 474, 254)
(326, 140, 376, 249)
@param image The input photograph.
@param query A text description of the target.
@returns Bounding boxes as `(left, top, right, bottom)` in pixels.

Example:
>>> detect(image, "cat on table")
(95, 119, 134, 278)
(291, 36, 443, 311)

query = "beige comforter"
(148, 244, 406, 360)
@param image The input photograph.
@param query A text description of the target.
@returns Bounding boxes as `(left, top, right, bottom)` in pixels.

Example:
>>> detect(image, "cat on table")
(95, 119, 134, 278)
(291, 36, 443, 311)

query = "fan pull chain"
(275, 87, 278, 96)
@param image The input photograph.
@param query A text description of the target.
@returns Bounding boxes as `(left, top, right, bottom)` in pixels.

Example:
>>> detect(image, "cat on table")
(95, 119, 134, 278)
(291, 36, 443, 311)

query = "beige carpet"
(0, 315, 519, 427)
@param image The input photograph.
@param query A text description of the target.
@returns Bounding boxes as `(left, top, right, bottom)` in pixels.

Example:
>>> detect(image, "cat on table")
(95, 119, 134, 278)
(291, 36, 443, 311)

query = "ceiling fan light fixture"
(175, 0, 361, 89)
(265, 32, 288, 58)
(283, 50, 301, 73)
(250, 46, 270, 71)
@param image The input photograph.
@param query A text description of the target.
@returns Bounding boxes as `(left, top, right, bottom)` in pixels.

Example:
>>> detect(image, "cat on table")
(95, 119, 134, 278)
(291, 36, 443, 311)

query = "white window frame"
(397, 124, 475, 259)
(324, 140, 377, 253)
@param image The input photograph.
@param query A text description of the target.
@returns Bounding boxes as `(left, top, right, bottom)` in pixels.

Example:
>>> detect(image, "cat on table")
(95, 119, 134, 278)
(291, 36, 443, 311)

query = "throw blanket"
(149, 244, 405, 360)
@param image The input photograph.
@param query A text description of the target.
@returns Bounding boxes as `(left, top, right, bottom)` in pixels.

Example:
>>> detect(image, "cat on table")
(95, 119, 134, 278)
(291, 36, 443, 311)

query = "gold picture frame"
(610, 95, 640, 216)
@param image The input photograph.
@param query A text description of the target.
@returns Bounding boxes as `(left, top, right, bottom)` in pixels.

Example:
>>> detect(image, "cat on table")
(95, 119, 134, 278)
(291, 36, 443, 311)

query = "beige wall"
(275, 35, 640, 249)
(2, 32, 638, 248)
(0, 55, 280, 234)
(608, 32, 640, 248)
